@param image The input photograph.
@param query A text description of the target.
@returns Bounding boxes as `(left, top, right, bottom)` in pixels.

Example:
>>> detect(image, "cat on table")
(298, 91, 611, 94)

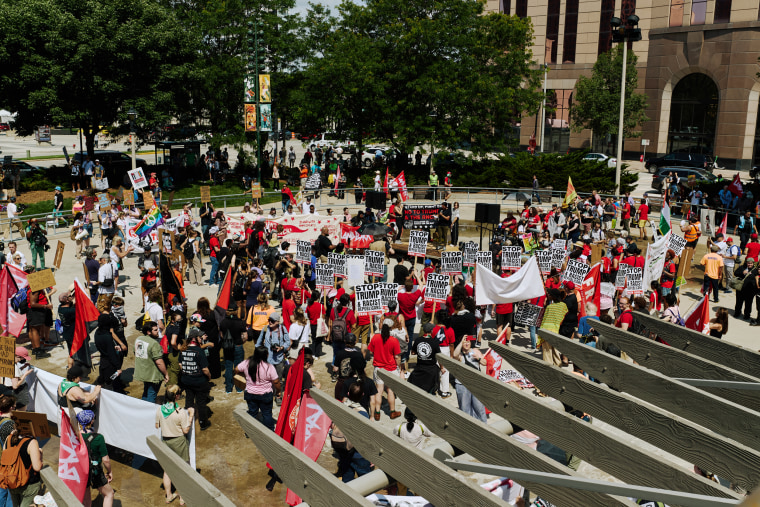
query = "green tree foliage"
(569, 44, 648, 140)
(295, 0, 543, 164)
(0, 0, 197, 155)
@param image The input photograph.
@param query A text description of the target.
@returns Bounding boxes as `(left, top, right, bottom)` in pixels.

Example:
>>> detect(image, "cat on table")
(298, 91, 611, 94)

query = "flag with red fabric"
(286, 391, 332, 505)
(213, 267, 234, 326)
(578, 263, 602, 317)
(684, 295, 710, 334)
(57, 408, 89, 501)
(392, 171, 409, 202)
(717, 213, 728, 237)
(281, 186, 296, 208)
(0, 265, 26, 337)
(728, 174, 743, 197)
(71, 281, 100, 357)
(339, 223, 372, 249)
(274, 350, 305, 445)
(383, 167, 389, 196)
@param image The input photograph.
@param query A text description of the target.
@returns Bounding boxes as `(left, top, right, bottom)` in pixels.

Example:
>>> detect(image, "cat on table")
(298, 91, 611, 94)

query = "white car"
(314, 133, 354, 149)
(583, 153, 617, 168)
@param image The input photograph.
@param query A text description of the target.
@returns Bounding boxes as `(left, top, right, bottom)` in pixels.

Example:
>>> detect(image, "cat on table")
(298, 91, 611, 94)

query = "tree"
(294, 0, 544, 176)
(569, 44, 648, 142)
(0, 0, 198, 156)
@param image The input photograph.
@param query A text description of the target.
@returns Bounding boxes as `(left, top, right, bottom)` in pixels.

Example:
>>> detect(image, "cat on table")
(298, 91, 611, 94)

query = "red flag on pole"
(213, 267, 234, 325)
(57, 408, 89, 501)
(684, 295, 710, 334)
(578, 263, 602, 317)
(717, 213, 728, 237)
(393, 171, 409, 202)
(286, 391, 332, 505)
(71, 281, 100, 357)
(728, 174, 743, 197)
(274, 350, 305, 445)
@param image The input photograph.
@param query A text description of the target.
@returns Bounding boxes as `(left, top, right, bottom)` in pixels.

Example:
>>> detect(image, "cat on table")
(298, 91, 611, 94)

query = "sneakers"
(33, 348, 50, 359)
(404, 371, 411, 379)
(440, 392, 452, 399)
(389, 411, 402, 420)
(373, 411, 381, 421)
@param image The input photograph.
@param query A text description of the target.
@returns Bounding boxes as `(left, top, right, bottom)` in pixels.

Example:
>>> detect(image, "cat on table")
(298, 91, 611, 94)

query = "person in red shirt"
(306, 291, 326, 357)
(746, 233, 760, 263)
(281, 290, 297, 332)
(545, 269, 561, 290)
(623, 245, 645, 268)
(208, 227, 221, 285)
(660, 249, 677, 296)
(636, 198, 649, 240)
(491, 272, 513, 344)
(621, 201, 632, 234)
(615, 297, 634, 331)
(422, 259, 435, 283)
(397, 279, 423, 345)
(367, 319, 402, 420)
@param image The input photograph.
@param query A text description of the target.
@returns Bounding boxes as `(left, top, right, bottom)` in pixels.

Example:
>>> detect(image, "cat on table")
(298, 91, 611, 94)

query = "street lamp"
(611, 14, 642, 198)
(127, 108, 137, 172)
(539, 63, 549, 153)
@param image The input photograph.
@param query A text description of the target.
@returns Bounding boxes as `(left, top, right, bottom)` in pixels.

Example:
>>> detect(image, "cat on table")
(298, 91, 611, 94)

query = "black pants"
(703, 276, 720, 301)
(311, 324, 323, 357)
(735, 291, 755, 319)
(182, 377, 210, 424)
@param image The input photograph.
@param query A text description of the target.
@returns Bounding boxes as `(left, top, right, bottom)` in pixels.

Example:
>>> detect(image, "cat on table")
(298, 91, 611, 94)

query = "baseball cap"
(269, 312, 281, 322)
(752, 233, 758, 239)
(55, 186, 61, 191)
(209, 226, 219, 234)
(425, 259, 432, 266)
(422, 322, 435, 334)
(727, 237, 733, 243)
(14, 347, 29, 362)
(190, 313, 206, 323)
(188, 328, 205, 340)
(564, 281, 575, 290)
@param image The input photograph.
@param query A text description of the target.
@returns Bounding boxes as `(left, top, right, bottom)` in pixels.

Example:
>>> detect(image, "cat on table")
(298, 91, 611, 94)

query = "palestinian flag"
(659, 202, 671, 236)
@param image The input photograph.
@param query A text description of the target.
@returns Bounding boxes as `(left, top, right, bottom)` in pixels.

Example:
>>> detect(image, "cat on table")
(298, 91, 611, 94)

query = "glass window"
(499, 0, 511, 15)
(545, 0, 560, 64)
(667, 73, 718, 155)
(714, 0, 731, 24)
(562, 0, 578, 63)
(598, 0, 615, 55)
(544, 90, 572, 153)
(691, 0, 707, 25)
(515, 0, 527, 18)
(669, 0, 684, 27)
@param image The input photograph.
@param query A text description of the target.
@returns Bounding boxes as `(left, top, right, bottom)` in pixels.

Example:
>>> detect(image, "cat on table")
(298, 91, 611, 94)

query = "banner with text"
(501, 246, 522, 271)
(403, 205, 441, 229)
(408, 230, 429, 257)
(354, 284, 383, 316)
(562, 260, 590, 286)
(424, 273, 449, 303)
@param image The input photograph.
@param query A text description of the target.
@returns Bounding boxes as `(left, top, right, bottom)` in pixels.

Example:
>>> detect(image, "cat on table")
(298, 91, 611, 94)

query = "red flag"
(286, 391, 332, 505)
(684, 295, 710, 334)
(0, 266, 26, 337)
(281, 185, 296, 208)
(383, 167, 389, 195)
(213, 267, 234, 325)
(339, 223, 372, 249)
(71, 281, 100, 357)
(578, 263, 602, 317)
(274, 351, 305, 445)
(728, 174, 743, 197)
(393, 171, 409, 202)
(57, 408, 89, 501)
(717, 213, 728, 237)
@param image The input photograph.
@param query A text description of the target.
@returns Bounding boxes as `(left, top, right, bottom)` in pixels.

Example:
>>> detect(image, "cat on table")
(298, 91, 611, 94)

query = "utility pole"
(246, 20, 266, 182)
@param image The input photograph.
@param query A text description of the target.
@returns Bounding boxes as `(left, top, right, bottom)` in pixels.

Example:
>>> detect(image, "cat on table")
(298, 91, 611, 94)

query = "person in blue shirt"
(256, 312, 289, 394)
(575, 302, 600, 349)
(718, 185, 733, 210)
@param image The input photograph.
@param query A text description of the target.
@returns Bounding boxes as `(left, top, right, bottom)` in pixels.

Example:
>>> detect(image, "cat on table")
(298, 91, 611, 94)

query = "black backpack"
(263, 246, 279, 269)
(183, 242, 194, 260)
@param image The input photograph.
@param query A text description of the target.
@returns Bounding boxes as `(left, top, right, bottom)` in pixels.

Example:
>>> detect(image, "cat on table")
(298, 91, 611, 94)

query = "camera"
(0, 241, 5, 251)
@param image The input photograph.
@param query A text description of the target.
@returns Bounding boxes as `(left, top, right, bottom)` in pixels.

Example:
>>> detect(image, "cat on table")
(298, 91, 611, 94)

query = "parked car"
(582, 152, 617, 168)
(0, 123, 11, 132)
(651, 167, 716, 191)
(645, 152, 709, 174)
(1, 160, 44, 177)
(73, 150, 148, 178)
(314, 133, 354, 149)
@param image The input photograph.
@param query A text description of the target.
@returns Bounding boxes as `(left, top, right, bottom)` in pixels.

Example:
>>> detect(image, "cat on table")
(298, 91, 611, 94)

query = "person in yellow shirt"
(246, 293, 276, 342)
(701, 244, 724, 303)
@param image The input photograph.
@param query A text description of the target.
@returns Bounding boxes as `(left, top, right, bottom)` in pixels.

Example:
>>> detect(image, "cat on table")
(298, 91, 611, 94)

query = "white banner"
(424, 273, 449, 303)
(266, 215, 341, 246)
(440, 251, 462, 276)
(562, 260, 589, 286)
(476, 251, 492, 272)
(355, 284, 383, 316)
(501, 246, 521, 271)
(408, 231, 428, 258)
(296, 240, 312, 265)
(668, 234, 687, 257)
(28, 368, 196, 468)
(345, 255, 365, 288)
(364, 250, 385, 278)
(474, 257, 545, 306)
(462, 242, 478, 267)
(643, 233, 669, 291)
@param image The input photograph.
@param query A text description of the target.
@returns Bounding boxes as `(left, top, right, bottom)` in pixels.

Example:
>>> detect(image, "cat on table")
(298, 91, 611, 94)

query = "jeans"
(208, 256, 220, 285)
(662, 287, 672, 296)
(224, 345, 245, 393)
(244, 391, 275, 431)
(404, 317, 416, 347)
(0, 487, 14, 507)
(529, 325, 537, 349)
(338, 449, 372, 483)
(532, 190, 542, 204)
(455, 383, 487, 423)
(703, 276, 720, 301)
(332, 341, 345, 367)
(142, 382, 161, 403)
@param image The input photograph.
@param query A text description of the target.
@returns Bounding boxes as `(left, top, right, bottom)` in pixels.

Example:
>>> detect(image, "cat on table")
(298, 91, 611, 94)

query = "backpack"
(0, 436, 32, 489)
(234, 274, 248, 292)
(263, 246, 279, 269)
(134, 311, 150, 331)
(83, 433, 103, 482)
(331, 308, 348, 343)
(11, 289, 28, 315)
(183, 242, 195, 260)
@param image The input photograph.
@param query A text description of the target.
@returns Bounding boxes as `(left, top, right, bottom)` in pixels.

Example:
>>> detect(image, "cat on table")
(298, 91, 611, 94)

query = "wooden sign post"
(143, 191, 155, 209)
(53, 241, 65, 270)
(27, 268, 56, 293)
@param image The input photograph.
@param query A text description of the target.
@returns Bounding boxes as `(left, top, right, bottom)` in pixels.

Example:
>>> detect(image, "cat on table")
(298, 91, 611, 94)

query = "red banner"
(393, 171, 408, 202)
(286, 392, 332, 505)
(578, 263, 601, 317)
(340, 222, 373, 249)
(58, 408, 89, 501)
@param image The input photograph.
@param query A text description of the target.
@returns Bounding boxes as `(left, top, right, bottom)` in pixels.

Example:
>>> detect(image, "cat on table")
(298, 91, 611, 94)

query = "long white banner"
(266, 214, 342, 247)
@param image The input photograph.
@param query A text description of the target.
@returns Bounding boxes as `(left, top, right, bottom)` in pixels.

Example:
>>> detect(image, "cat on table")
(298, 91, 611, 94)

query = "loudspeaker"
(365, 191, 387, 210)
(475, 203, 500, 224)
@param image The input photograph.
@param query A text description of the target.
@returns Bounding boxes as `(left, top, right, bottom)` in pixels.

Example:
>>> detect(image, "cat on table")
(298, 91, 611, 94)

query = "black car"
(645, 152, 709, 174)
(651, 167, 716, 191)
(72, 150, 148, 178)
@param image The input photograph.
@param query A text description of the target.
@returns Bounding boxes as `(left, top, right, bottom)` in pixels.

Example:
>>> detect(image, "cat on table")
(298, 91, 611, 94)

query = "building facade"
(485, 0, 760, 170)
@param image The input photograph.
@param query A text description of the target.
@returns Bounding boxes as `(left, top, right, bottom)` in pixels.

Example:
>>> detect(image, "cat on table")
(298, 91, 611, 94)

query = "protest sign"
(315, 264, 334, 290)
(522, 233, 539, 253)
(462, 242, 478, 267)
(328, 253, 346, 279)
(123, 190, 135, 207)
(364, 250, 385, 278)
(27, 269, 56, 293)
(424, 273, 449, 303)
(513, 302, 543, 327)
(354, 284, 383, 316)
(0, 335, 15, 377)
(552, 239, 567, 251)
(626, 267, 644, 294)
(345, 255, 365, 287)
(403, 205, 441, 229)
(668, 234, 687, 257)
(97, 193, 110, 211)
(497, 369, 525, 384)
(408, 230, 429, 257)
(11, 411, 50, 439)
(440, 251, 462, 276)
(128, 168, 148, 189)
(143, 191, 155, 209)
(600, 282, 616, 299)
(53, 241, 65, 270)
(379, 283, 399, 312)
(200, 186, 211, 203)
(295, 240, 311, 265)
(476, 251, 492, 272)
(551, 247, 566, 270)
(251, 182, 262, 198)
(535, 249, 552, 274)
(304, 172, 322, 191)
(562, 260, 590, 286)
(615, 264, 629, 290)
(501, 246, 521, 271)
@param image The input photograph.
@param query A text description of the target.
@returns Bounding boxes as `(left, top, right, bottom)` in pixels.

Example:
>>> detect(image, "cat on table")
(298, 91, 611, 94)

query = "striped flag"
(659, 201, 671, 236)
(562, 177, 577, 209)
(133, 206, 164, 238)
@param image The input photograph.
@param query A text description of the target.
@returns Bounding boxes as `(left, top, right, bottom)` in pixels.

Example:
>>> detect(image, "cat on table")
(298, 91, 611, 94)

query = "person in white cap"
(374, 170, 381, 191)
(301, 196, 313, 215)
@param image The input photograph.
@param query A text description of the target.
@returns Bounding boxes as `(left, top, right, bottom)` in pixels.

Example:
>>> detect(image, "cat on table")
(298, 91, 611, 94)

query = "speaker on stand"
(365, 191, 387, 210)
(475, 203, 501, 249)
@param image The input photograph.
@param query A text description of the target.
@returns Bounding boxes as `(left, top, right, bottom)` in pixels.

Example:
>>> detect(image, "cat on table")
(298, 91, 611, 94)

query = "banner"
(643, 233, 669, 291)
(404, 205, 441, 229)
(245, 103, 257, 132)
(268, 215, 341, 246)
(700, 208, 716, 237)
(260, 105, 272, 131)
(408, 230, 429, 257)
(339, 222, 372, 249)
(364, 250, 385, 278)
(379, 283, 399, 312)
(328, 253, 346, 279)
(259, 74, 271, 102)
(315, 263, 333, 290)
(615, 264, 628, 290)
(476, 251, 492, 272)
(58, 408, 89, 501)
(424, 273, 449, 303)
(440, 251, 462, 276)
(626, 266, 644, 294)
(513, 302, 543, 327)
(535, 250, 552, 275)
(563, 177, 577, 208)
(462, 242, 478, 267)
(501, 246, 521, 271)
(286, 392, 331, 506)
(354, 284, 383, 316)
(562, 260, 590, 286)
(295, 240, 311, 265)
(128, 168, 148, 190)
(668, 234, 687, 257)
(0, 265, 27, 337)
(304, 172, 322, 191)
(474, 258, 545, 305)
(392, 171, 409, 202)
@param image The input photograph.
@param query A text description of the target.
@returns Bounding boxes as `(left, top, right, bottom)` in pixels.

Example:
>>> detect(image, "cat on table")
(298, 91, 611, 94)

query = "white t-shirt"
(110, 246, 120, 266)
(302, 201, 313, 215)
(393, 421, 431, 449)
(289, 322, 310, 344)
(10, 251, 26, 267)
(98, 262, 116, 294)
(146, 301, 165, 337)
(284, 211, 296, 218)
(6, 203, 16, 219)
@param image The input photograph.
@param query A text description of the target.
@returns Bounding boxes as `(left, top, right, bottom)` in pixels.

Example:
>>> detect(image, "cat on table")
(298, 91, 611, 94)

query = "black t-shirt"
(315, 234, 332, 258)
(341, 376, 378, 413)
(220, 317, 246, 346)
(561, 294, 579, 332)
(334, 347, 366, 378)
(449, 311, 476, 345)
(180, 345, 208, 377)
(439, 208, 452, 226)
(200, 205, 214, 226)
(412, 335, 441, 367)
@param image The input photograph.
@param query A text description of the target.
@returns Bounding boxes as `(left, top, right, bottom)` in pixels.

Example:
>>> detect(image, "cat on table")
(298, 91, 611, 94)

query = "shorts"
(89, 465, 108, 488)
(496, 312, 513, 330)
(638, 220, 647, 228)
(373, 366, 399, 385)
(355, 324, 371, 345)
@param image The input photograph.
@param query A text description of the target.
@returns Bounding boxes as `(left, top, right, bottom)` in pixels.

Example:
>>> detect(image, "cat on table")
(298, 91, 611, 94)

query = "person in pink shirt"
(236, 346, 282, 431)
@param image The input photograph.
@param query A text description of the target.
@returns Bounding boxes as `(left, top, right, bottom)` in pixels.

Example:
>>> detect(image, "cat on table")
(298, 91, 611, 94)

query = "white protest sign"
(551, 247, 566, 270)
(552, 239, 567, 251)
(424, 273, 449, 303)
(501, 246, 521, 271)
(328, 253, 346, 279)
(379, 283, 399, 312)
(535, 250, 552, 275)
(513, 302, 543, 327)
(364, 250, 385, 278)
(600, 282, 616, 299)
(562, 260, 590, 286)
(615, 264, 628, 290)
(128, 168, 148, 190)
(626, 266, 644, 294)
(440, 251, 462, 276)
(408, 230, 428, 258)
(476, 251, 492, 272)
(354, 284, 383, 316)
(315, 263, 333, 290)
(462, 242, 478, 267)
(668, 234, 687, 257)
(497, 369, 525, 384)
(345, 255, 365, 288)
(295, 240, 311, 265)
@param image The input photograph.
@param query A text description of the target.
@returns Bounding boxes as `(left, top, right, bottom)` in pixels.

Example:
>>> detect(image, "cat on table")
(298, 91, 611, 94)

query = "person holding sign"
(367, 319, 403, 421)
